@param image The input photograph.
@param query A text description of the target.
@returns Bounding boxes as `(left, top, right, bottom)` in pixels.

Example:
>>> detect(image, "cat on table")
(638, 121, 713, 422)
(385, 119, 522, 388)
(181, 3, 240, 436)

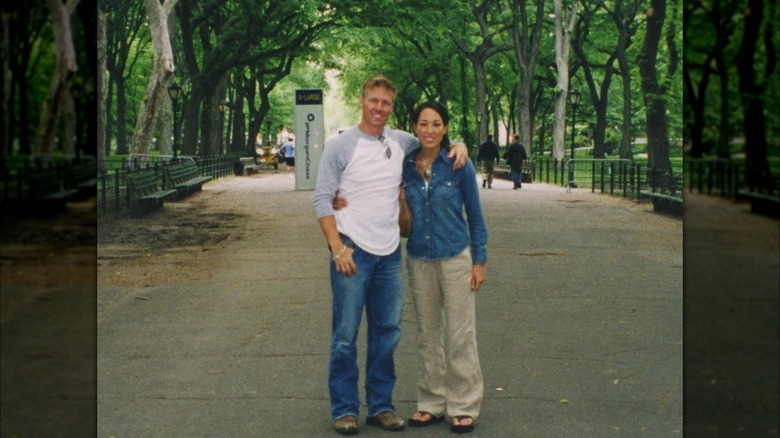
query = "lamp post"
(218, 100, 227, 155)
(168, 82, 182, 159)
(266, 121, 272, 145)
(70, 82, 84, 161)
(568, 89, 581, 161)
(476, 110, 483, 149)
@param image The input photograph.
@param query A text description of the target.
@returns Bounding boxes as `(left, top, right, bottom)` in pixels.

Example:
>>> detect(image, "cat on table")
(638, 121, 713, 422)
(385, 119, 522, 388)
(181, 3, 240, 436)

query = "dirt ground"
(96, 189, 251, 288)
(0, 186, 247, 295)
(1, 198, 97, 289)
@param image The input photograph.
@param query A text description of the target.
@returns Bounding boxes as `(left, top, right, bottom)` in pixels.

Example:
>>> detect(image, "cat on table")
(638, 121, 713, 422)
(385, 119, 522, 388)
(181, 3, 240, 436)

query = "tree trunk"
(738, 0, 771, 190)
(511, 0, 545, 157)
(637, 0, 672, 175)
(97, 8, 107, 169)
(32, 0, 81, 156)
(553, 0, 578, 162)
(129, 0, 178, 155)
(1, 11, 10, 159)
(115, 80, 129, 155)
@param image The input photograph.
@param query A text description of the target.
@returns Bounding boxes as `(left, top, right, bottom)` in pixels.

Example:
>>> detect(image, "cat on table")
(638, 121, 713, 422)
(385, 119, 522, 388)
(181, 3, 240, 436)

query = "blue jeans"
(510, 165, 522, 186)
(329, 235, 403, 420)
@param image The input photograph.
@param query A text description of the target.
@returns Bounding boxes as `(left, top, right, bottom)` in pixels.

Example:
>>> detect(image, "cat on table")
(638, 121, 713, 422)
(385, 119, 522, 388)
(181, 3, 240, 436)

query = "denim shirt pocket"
(431, 180, 460, 209)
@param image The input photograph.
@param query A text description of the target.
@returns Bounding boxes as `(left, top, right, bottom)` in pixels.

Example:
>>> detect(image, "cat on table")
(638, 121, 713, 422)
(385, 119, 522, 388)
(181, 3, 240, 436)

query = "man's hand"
(448, 143, 469, 170)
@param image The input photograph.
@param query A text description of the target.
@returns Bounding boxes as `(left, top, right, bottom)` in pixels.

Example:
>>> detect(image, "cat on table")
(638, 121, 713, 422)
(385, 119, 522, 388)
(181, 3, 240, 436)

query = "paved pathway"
(95, 173, 684, 437)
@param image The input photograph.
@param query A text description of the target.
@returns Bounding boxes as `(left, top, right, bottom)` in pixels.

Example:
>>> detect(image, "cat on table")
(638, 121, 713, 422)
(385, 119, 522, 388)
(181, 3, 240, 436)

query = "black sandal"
(450, 415, 475, 434)
(408, 411, 444, 427)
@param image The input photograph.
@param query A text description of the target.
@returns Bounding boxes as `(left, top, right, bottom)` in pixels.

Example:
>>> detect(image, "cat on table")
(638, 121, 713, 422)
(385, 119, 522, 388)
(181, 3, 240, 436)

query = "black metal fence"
(1, 155, 96, 206)
(97, 155, 235, 216)
(0, 154, 237, 217)
(494, 157, 685, 200)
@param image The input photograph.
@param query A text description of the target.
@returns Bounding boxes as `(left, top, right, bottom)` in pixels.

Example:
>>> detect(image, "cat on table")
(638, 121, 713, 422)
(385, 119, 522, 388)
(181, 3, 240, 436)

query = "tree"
(737, 0, 775, 190)
(552, 0, 578, 162)
(103, 1, 149, 156)
(682, 0, 741, 159)
(128, 0, 178, 155)
(510, 0, 545, 156)
(637, 0, 678, 176)
(32, 0, 81, 156)
(2, 3, 50, 157)
(97, 7, 107, 168)
(448, 0, 512, 151)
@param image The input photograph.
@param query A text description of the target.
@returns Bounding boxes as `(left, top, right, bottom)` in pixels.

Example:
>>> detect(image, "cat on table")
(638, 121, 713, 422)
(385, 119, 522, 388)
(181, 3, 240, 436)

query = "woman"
(403, 101, 487, 434)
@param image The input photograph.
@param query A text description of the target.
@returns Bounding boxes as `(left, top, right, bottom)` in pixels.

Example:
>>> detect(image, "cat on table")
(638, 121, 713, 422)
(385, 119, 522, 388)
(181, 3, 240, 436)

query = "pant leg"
(406, 256, 448, 416)
(364, 245, 403, 416)
(440, 249, 483, 419)
(510, 165, 522, 186)
(328, 239, 371, 420)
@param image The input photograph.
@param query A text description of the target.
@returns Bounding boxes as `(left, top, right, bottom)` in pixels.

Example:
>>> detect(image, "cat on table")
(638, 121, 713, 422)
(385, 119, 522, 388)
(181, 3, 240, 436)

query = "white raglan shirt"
(314, 127, 417, 256)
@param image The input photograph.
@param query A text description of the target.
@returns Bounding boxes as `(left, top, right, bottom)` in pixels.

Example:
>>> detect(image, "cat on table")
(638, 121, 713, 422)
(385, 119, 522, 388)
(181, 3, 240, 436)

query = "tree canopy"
(4, 0, 778, 187)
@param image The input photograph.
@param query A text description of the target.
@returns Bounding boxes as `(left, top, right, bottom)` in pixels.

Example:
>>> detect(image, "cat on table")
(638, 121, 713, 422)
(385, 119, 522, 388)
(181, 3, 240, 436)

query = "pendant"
(425, 169, 432, 179)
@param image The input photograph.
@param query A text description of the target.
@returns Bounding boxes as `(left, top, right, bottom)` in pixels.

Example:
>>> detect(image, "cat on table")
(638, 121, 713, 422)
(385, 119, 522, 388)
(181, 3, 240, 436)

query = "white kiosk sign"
(294, 89, 324, 191)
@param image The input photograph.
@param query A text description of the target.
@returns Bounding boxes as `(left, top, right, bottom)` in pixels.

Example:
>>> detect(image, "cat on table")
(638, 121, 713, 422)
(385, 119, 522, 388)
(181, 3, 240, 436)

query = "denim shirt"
(402, 147, 487, 264)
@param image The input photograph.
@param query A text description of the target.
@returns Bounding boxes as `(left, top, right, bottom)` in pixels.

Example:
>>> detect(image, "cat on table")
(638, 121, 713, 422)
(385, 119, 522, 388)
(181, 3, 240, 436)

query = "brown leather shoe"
(366, 410, 405, 431)
(334, 415, 358, 435)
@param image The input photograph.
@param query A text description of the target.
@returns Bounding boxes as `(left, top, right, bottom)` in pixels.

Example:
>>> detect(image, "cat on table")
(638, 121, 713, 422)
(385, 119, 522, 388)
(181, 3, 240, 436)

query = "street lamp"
(476, 110, 483, 148)
(70, 81, 84, 161)
(568, 89, 581, 160)
(168, 82, 182, 159)
(218, 100, 227, 155)
(266, 120, 272, 145)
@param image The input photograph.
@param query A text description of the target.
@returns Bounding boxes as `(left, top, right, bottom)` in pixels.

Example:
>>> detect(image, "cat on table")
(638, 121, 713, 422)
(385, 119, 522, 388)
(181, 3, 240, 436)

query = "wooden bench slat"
(164, 161, 212, 195)
(640, 190, 683, 216)
(127, 170, 176, 216)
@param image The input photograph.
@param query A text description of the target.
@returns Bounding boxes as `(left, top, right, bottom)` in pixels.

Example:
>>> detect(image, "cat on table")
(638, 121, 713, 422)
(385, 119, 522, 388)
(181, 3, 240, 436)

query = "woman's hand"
(332, 190, 348, 211)
(471, 264, 485, 291)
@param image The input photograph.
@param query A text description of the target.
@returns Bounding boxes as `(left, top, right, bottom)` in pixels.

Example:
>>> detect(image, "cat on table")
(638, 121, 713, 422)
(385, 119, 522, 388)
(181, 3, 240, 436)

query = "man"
(281, 137, 295, 173)
(504, 134, 528, 189)
(313, 75, 468, 436)
(476, 134, 500, 188)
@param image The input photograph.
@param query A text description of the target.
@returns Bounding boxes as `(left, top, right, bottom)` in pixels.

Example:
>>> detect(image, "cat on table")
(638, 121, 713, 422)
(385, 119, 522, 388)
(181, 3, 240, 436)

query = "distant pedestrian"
(281, 137, 295, 173)
(503, 135, 528, 189)
(476, 135, 499, 189)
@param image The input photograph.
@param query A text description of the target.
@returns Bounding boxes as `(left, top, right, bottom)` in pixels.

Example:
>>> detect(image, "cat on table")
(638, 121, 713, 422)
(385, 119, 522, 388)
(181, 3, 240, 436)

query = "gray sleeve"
(396, 130, 419, 155)
(313, 139, 356, 219)
(313, 145, 340, 219)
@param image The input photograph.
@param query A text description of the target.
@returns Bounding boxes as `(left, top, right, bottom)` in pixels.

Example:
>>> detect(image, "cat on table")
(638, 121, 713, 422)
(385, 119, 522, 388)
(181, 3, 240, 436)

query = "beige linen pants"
(406, 248, 484, 419)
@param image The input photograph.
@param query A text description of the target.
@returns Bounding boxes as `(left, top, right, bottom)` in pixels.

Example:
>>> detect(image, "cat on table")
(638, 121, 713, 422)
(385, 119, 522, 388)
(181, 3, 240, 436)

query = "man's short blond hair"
(361, 75, 397, 98)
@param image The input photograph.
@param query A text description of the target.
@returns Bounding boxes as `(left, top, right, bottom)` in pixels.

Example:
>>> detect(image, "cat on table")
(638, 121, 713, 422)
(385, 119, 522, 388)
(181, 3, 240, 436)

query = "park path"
(97, 171, 685, 437)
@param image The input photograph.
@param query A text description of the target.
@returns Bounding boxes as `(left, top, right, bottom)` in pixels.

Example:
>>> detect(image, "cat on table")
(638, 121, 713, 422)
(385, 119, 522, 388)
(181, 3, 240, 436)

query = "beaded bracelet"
(332, 246, 348, 261)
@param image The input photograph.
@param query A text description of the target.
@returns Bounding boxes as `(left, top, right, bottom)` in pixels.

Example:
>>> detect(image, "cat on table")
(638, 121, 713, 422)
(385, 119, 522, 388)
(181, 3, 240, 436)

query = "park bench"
(126, 170, 177, 216)
(736, 175, 780, 218)
(640, 190, 683, 216)
(164, 160, 212, 197)
(736, 190, 779, 218)
(236, 157, 259, 175)
(68, 161, 97, 198)
(27, 169, 79, 214)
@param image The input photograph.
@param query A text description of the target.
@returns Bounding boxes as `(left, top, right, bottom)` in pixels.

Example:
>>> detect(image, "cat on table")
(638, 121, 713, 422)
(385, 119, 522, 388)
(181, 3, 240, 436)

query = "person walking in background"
(476, 134, 499, 189)
(402, 101, 487, 434)
(281, 137, 295, 174)
(313, 76, 468, 436)
(504, 134, 528, 189)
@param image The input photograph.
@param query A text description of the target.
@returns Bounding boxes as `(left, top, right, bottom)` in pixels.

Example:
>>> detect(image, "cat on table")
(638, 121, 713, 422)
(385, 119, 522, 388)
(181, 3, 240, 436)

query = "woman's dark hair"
(412, 101, 451, 150)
